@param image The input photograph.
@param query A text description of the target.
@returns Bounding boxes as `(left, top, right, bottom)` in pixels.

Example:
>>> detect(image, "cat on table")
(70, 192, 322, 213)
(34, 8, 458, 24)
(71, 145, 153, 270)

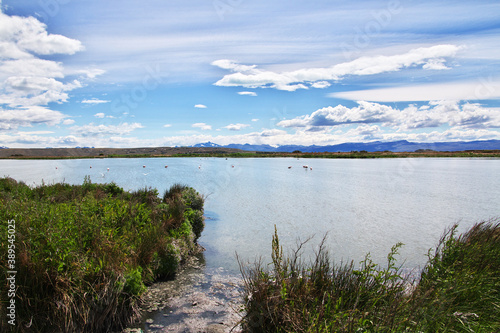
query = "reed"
(0, 177, 205, 332)
(239, 220, 500, 332)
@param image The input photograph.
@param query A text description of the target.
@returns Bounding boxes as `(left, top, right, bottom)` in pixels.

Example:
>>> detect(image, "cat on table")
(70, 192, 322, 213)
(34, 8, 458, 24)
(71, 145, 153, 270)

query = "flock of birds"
(54, 163, 312, 176)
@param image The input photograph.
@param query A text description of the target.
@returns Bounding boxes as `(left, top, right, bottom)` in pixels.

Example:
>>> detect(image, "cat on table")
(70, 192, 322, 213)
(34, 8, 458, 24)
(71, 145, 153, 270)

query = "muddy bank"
(123, 255, 244, 333)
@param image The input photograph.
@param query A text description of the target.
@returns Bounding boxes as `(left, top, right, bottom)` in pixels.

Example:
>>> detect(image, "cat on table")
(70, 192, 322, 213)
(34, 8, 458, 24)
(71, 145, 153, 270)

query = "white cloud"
(194, 104, 207, 108)
(422, 58, 450, 70)
(192, 122, 212, 130)
(213, 45, 461, 91)
(163, 124, 172, 128)
(311, 81, 331, 89)
(94, 113, 105, 118)
(16, 130, 54, 135)
(238, 91, 257, 96)
(0, 7, 103, 132)
(277, 101, 500, 132)
(329, 78, 500, 102)
(82, 98, 110, 104)
(383, 128, 500, 143)
(0, 10, 83, 57)
(0, 106, 68, 130)
(1, 76, 82, 107)
(2, 125, 499, 149)
(328, 76, 500, 102)
(0, 58, 64, 79)
(251, 118, 259, 122)
(278, 101, 394, 129)
(62, 119, 75, 125)
(70, 122, 144, 137)
(74, 69, 106, 79)
(223, 123, 250, 131)
(211, 59, 258, 73)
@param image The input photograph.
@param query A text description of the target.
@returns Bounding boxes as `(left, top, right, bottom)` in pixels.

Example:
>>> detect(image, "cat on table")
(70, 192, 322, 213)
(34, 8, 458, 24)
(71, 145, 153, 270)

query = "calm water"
(1, 157, 499, 273)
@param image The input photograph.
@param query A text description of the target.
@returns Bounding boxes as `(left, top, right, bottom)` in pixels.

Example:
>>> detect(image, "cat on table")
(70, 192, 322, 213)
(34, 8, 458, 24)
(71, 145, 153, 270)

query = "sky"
(1, 0, 500, 148)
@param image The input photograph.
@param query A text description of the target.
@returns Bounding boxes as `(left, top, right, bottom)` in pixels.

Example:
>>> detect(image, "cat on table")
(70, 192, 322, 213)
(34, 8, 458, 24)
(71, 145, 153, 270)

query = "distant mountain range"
(192, 140, 500, 153)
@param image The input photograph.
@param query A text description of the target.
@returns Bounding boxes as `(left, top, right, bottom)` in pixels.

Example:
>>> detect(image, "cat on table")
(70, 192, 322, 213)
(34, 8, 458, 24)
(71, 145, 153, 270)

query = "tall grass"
(239, 220, 500, 332)
(0, 178, 205, 332)
(412, 220, 500, 332)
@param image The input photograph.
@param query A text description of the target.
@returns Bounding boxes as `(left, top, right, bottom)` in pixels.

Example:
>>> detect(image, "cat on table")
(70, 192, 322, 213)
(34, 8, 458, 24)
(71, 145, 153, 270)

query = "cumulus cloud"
(278, 101, 500, 132)
(278, 101, 394, 129)
(194, 104, 207, 108)
(70, 122, 144, 137)
(1, 76, 82, 107)
(212, 45, 461, 91)
(311, 81, 331, 89)
(0, 7, 103, 131)
(0, 10, 83, 58)
(223, 123, 250, 131)
(0, 106, 68, 130)
(192, 122, 212, 130)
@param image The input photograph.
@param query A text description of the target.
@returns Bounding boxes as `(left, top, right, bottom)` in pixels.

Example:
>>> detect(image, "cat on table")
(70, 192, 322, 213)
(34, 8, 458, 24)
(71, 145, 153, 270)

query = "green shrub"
(182, 187, 204, 211)
(104, 182, 124, 196)
(184, 208, 205, 241)
(123, 267, 147, 296)
(0, 178, 205, 333)
(162, 183, 187, 203)
(131, 186, 160, 205)
(153, 242, 181, 279)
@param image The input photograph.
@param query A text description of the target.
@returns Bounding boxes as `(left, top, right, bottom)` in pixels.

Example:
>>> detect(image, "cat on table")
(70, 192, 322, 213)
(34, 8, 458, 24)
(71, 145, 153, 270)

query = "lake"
(1, 157, 499, 274)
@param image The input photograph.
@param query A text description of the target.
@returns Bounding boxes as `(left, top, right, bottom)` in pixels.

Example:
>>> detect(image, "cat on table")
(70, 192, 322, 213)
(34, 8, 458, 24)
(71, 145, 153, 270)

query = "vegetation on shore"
(239, 221, 500, 332)
(0, 177, 205, 332)
(2, 149, 500, 160)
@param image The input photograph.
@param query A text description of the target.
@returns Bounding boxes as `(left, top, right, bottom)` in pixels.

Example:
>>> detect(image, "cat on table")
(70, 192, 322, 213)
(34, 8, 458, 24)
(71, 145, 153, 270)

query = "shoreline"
(1, 146, 500, 159)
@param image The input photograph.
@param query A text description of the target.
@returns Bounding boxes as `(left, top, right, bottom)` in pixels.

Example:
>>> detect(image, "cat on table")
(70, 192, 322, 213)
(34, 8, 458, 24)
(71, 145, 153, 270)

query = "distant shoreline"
(1, 147, 500, 159)
(0, 147, 247, 159)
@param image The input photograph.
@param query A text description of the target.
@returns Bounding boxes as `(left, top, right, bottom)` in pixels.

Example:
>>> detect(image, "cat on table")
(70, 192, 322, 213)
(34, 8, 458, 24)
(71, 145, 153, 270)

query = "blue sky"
(1, 0, 500, 148)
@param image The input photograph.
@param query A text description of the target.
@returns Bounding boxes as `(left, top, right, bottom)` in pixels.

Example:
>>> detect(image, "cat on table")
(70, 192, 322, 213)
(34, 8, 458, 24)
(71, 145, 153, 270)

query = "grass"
(0, 177, 205, 332)
(239, 220, 500, 332)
